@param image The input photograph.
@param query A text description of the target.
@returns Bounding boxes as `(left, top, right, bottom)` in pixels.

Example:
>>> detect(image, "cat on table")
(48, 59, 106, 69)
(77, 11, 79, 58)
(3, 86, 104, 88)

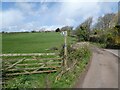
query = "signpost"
(61, 31, 67, 69)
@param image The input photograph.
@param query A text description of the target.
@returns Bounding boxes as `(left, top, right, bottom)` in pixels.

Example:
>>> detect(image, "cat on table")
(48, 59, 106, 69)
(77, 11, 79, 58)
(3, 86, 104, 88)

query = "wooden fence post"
(64, 31, 68, 69)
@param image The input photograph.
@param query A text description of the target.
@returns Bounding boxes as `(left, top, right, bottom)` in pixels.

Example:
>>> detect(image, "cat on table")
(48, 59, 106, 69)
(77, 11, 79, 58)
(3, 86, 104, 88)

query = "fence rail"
(6, 70, 57, 76)
(1, 53, 56, 56)
(7, 66, 61, 72)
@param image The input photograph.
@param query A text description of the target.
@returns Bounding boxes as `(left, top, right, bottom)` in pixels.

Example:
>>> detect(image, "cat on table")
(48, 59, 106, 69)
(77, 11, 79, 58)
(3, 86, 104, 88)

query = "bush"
(89, 35, 100, 42)
(59, 44, 91, 68)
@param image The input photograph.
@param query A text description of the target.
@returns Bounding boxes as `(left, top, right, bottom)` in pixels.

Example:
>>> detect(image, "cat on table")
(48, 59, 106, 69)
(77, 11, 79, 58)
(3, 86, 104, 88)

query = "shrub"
(59, 44, 91, 68)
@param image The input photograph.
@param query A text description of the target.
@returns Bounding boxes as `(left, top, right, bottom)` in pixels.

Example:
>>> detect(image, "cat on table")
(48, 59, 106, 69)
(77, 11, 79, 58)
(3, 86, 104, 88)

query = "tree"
(31, 30, 36, 33)
(92, 12, 120, 48)
(55, 28, 60, 32)
(61, 26, 73, 36)
(109, 13, 118, 28)
(94, 13, 115, 30)
(93, 13, 116, 43)
(2, 31, 5, 33)
(75, 17, 93, 41)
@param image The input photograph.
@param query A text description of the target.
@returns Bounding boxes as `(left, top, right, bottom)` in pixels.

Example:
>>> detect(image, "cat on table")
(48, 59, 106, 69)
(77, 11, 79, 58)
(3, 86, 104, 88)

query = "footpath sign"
(61, 31, 67, 36)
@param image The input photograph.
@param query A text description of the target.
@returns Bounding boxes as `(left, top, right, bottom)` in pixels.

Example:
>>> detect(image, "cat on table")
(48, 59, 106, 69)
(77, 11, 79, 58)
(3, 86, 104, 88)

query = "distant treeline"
(1, 30, 55, 34)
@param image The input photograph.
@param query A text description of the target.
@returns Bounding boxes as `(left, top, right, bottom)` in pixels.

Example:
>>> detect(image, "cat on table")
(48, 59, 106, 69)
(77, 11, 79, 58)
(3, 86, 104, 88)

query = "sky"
(0, 0, 119, 32)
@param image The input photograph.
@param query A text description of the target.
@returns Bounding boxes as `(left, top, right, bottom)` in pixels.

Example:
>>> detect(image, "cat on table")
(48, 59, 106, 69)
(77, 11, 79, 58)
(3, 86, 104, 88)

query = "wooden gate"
(2, 53, 63, 77)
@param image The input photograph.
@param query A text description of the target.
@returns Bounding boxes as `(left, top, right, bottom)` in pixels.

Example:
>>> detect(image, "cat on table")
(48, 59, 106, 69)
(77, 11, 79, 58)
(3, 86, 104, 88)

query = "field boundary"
(1, 53, 56, 56)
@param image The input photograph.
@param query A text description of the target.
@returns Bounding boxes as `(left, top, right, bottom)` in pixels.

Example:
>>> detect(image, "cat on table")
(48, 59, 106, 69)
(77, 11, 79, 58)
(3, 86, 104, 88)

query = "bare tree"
(94, 13, 115, 30)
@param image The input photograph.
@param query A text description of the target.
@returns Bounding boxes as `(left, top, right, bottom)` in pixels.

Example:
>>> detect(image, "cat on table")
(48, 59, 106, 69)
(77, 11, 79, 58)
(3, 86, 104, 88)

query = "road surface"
(77, 47, 118, 88)
(104, 49, 119, 57)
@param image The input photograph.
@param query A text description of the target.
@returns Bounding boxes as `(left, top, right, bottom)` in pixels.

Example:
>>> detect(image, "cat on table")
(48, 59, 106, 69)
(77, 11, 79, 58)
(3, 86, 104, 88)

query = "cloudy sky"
(0, 0, 119, 32)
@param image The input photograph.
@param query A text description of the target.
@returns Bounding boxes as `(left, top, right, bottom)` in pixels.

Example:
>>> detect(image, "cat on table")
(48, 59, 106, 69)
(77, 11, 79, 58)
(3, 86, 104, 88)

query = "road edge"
(73, 48, 93, 88)
(103, 49, 120, 89)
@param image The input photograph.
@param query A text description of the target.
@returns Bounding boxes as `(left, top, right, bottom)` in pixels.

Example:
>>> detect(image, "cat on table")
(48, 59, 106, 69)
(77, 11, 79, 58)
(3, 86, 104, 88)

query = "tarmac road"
(80, 47, 118, 88)
(104, 49, 119, 57)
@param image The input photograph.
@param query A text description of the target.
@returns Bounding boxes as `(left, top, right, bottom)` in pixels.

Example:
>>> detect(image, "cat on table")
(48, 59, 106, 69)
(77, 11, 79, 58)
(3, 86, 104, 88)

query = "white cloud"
(56, 2, 101, 26)
(1, 9, 24, 27)
(1, 1, 117, 32)
(14, 2, 37, 16)
(38, 4, 48, 14)
(41, 25, 64, 30)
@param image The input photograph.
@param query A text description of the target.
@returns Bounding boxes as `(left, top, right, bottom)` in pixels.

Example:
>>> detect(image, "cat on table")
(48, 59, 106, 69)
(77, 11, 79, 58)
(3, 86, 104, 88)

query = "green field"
(2, 32, 75, 54)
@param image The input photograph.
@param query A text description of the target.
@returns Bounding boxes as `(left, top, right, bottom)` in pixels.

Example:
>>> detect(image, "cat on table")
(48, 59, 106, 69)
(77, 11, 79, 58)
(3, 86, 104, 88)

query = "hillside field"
(2, 32, 75, 54)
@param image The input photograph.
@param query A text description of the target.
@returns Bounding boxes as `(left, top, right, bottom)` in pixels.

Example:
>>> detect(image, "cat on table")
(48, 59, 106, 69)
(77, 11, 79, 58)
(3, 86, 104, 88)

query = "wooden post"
(64, 31, 67, 69)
